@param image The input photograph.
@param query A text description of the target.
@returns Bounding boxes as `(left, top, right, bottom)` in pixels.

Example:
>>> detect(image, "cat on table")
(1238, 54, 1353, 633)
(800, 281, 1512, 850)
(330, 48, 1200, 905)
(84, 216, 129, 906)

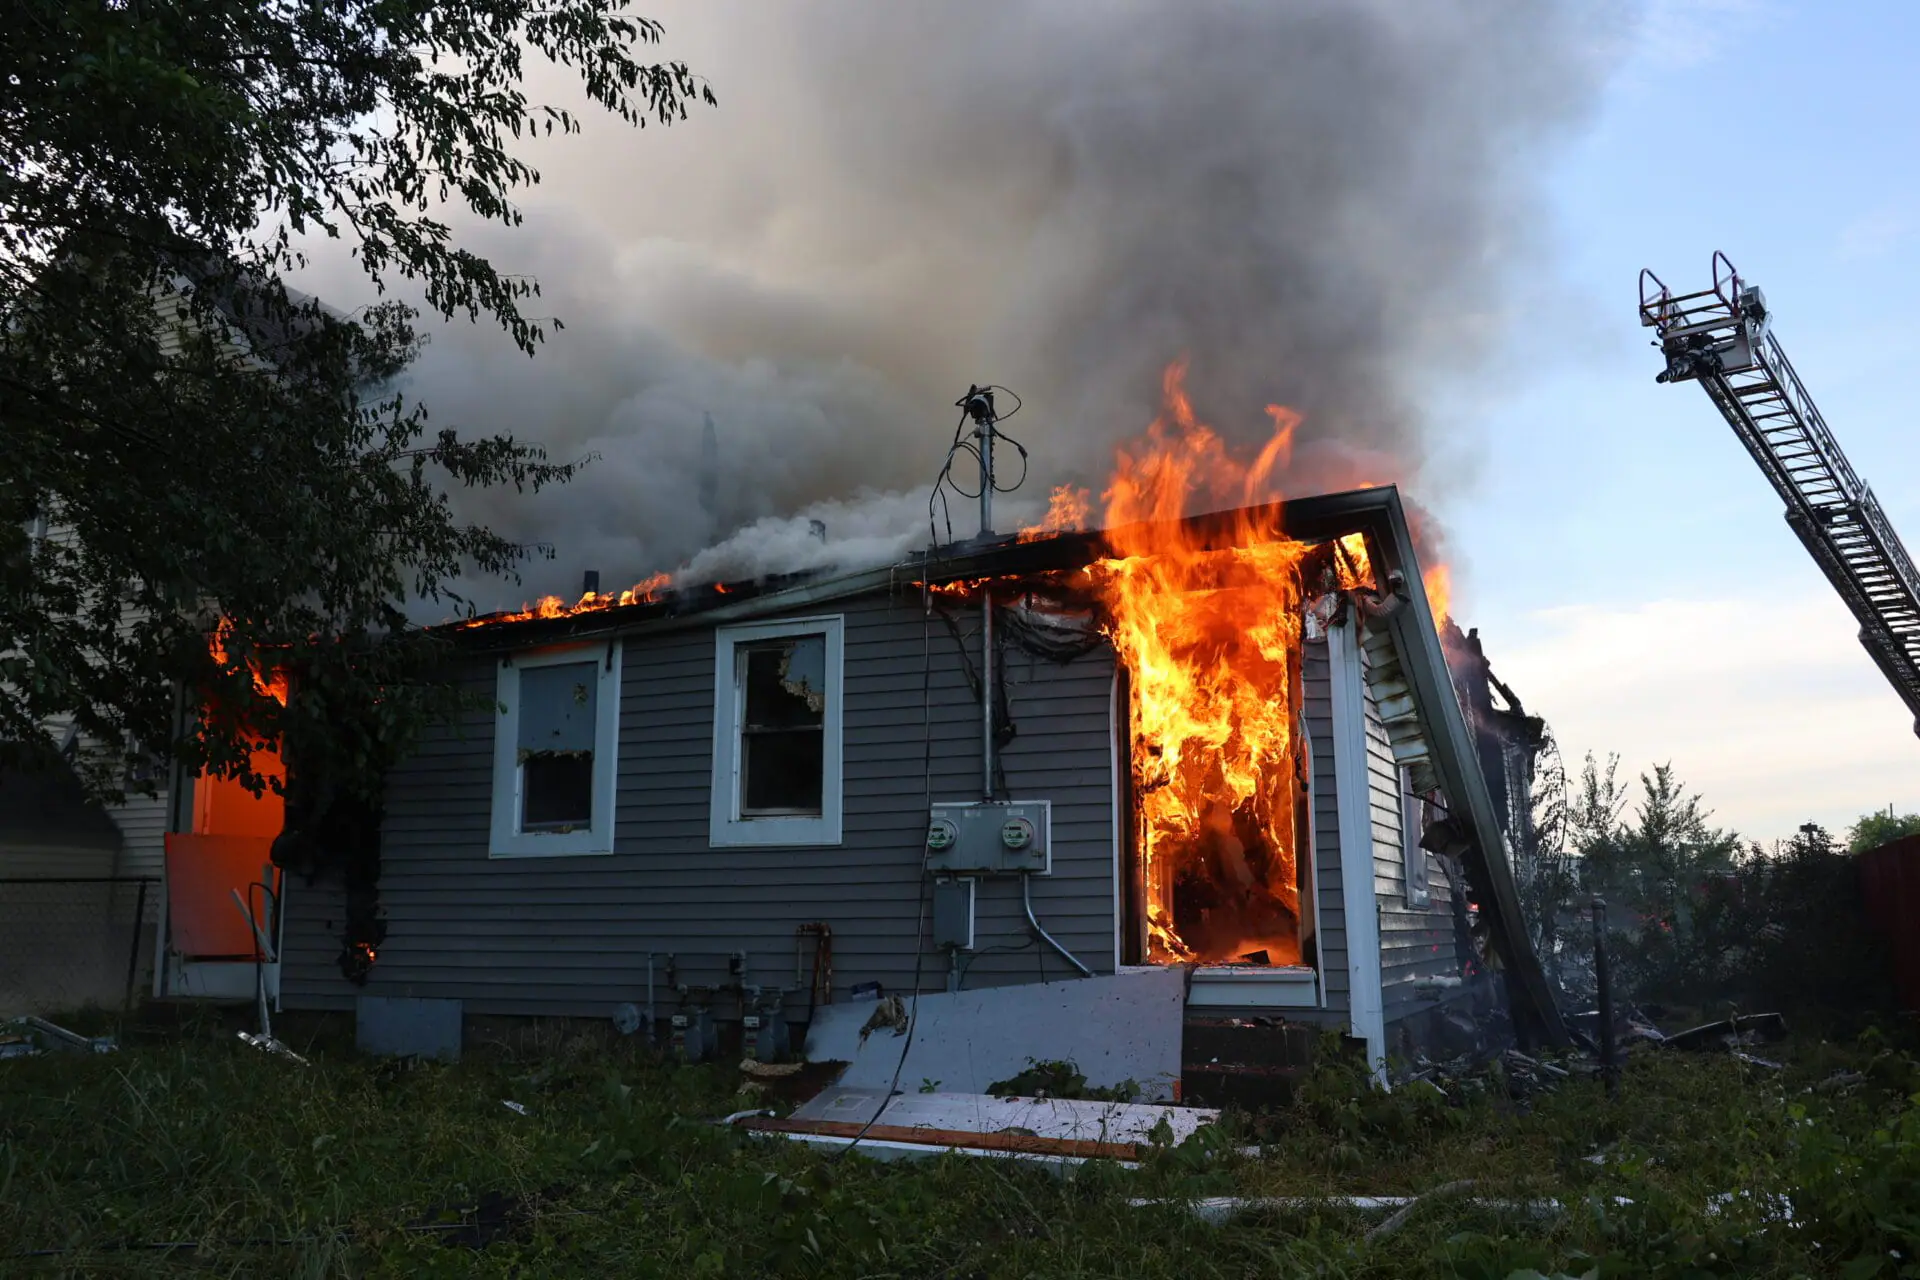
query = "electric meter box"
(925, 800, 1052, 875)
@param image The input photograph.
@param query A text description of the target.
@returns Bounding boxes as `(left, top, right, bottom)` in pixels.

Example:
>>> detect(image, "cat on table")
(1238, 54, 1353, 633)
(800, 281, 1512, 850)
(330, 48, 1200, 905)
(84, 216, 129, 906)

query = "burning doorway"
(1090, 364, 1371, 973)
(1103, 534, 1324, 971)
(159, 622, 288, 999)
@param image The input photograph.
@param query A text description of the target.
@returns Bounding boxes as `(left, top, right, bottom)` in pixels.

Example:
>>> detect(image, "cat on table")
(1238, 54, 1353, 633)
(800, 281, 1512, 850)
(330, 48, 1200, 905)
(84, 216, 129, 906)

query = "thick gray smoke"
(335, 1, 1619, 611)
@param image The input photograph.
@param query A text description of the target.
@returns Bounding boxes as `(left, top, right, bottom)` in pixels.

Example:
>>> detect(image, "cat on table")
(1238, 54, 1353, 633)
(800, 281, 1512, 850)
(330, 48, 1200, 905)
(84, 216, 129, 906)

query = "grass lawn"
(2, 1013, 1917, 1278)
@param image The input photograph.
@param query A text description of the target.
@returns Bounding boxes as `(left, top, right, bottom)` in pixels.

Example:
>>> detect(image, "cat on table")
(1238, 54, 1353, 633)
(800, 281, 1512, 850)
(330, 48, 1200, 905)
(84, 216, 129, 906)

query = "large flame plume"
(1091, 362, 1314, 966)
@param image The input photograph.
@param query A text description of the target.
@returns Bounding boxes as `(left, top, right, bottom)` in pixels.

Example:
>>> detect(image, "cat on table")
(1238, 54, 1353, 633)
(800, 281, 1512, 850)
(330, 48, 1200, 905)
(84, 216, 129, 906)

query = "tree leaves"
(1, 2, 714, 801)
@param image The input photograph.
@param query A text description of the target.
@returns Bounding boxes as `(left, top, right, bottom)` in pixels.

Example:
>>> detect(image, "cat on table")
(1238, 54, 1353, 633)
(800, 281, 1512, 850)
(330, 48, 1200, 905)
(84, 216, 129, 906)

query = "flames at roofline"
(448, 370, 1453, 651)
(456, 571, 675, 629)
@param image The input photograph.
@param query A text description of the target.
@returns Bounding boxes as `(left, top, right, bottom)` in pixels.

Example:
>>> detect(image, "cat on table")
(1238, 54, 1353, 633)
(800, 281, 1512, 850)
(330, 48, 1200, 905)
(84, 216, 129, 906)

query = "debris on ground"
(3, 1016, 116, 1056)
(1730, 1050, 1785, 1070)
(738, 1058, 802, 1080)
(406, 1186, 571, 1249)
(1132, 1191, 1577, 1226)
(712, 1108, 776, 1127)
(741, 1086, 1219, 1164)
(806, 971, 1184, 1100)
(986, 1058, 1142, 1102)
(1811, 1069, 1867, 1094)
(856, 995, 909, 1044)
(236, 1030, 308, 1065)
(501, 1100, 530, 1116)
(1663, 1012, 1788, 1052)
(1365, 1178, 1477, 1242)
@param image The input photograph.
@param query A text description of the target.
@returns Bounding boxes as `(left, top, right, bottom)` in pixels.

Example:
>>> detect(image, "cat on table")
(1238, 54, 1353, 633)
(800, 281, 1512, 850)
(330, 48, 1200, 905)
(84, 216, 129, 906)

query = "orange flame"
(922, 577, 994, 600)
(209, 618, 288, 705)
(1423, 563, 1452, 630)
(1018, 484, 1092, 541)
(461, 571, 674, 629)
(1091, 361, 1309, 966)
(1334, 533, 1375, 592)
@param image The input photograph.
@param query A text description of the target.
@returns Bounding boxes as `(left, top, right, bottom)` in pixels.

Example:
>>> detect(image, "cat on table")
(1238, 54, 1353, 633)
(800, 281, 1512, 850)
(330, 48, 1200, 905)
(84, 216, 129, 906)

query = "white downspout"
(1328, 616, 1387, 1086)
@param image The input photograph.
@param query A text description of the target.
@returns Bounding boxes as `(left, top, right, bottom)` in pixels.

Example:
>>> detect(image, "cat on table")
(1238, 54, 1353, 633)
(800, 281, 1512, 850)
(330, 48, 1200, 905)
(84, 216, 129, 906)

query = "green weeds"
(1, 1021, 1916, 1277)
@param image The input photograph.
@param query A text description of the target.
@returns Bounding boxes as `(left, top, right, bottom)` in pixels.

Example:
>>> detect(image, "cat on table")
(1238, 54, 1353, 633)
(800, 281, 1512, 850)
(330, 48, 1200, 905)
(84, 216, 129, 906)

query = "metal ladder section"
(1640, 251, 1920, 736)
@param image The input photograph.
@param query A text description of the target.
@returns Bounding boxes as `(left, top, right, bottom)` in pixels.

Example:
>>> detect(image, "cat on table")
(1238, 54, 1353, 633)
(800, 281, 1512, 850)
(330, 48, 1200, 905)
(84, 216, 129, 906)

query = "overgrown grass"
(2, 1013, 1918, 1277)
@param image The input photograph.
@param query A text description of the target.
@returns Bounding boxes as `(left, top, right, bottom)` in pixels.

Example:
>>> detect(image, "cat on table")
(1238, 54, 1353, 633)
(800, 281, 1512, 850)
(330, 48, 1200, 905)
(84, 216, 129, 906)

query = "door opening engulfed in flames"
(1063, 360, 1377, 972)
(1111, 573, 1317, 971)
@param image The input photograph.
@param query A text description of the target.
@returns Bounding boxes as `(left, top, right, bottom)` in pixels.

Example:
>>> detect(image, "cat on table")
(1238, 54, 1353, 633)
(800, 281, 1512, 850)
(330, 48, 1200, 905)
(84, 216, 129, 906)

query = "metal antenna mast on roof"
(958, 385, 1000, 799)
(959, 385, 999, 537)
(932, 384, 1028, 799)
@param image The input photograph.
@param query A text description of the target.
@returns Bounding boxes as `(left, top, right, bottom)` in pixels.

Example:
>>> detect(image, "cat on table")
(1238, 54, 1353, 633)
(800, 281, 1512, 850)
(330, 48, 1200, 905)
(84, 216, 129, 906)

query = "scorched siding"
(1361, 625, 1461, 1029)
(281, 588, 1118, 1018)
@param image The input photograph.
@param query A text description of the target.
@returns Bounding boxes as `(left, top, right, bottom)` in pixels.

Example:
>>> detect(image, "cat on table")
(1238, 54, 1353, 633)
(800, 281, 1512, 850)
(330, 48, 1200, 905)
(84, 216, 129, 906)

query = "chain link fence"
(0, 878, 158, 1017)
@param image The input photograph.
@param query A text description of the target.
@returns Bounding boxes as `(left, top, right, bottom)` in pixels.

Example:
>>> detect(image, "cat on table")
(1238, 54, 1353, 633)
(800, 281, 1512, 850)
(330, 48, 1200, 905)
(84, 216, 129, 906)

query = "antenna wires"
(928, 383, 1027, 553)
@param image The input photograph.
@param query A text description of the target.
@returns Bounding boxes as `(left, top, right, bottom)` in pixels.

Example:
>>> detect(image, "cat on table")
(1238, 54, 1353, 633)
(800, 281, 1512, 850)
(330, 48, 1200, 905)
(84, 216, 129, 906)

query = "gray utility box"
(925, 800, 1052, 875)
(932, 877, 976, 950)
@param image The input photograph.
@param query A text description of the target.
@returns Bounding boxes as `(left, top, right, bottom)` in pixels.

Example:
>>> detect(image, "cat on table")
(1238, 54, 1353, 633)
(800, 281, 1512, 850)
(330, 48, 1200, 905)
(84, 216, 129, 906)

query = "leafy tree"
(1565, 750, 1629, 858)
(1580, 763, 1739, 916)
(1, 2, 716, 808)
(1511, 728, 1582, 995)
(1567, 758, 1741, 1005)
(1847, 808, 1920, 853)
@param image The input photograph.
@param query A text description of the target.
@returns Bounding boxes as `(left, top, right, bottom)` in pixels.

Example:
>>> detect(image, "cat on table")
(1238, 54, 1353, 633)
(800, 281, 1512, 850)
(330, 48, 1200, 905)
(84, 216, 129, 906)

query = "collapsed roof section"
(445, 486, 1568, 1046)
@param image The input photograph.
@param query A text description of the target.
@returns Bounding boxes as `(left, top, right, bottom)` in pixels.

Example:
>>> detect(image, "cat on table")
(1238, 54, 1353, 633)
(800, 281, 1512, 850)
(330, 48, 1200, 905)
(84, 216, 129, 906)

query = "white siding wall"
(1360, 625, 1463, 1028)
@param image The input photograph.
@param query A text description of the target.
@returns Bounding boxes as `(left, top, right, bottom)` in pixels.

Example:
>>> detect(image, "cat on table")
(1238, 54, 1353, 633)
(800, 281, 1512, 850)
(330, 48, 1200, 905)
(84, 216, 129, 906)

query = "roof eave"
(1356, 488, 1570, 1047)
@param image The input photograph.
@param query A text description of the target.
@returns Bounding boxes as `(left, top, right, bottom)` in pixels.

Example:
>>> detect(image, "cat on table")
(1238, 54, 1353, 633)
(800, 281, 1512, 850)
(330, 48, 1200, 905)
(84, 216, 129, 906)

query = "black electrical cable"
(989, 430, 1030, 493)
(927, 409, 975, 551)
(985, 384, 1023, 421)
(954, 935, 1036, 988)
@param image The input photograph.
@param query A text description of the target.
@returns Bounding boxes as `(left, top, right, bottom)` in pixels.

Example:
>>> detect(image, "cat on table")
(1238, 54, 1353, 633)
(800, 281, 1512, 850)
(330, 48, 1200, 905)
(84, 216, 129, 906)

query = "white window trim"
(489, 642, 622, 858)
(1401, 765, 1431, 907)
(709, 615, 844, 848)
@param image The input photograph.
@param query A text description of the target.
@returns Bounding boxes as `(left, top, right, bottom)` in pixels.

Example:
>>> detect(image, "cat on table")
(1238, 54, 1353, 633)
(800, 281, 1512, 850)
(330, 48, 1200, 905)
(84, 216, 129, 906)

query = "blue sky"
(1427, 1, 1920, 840)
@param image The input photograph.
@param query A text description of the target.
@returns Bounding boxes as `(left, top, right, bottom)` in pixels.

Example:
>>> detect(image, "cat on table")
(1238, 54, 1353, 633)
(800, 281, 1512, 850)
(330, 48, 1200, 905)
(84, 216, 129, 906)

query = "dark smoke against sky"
(301, 1, 1623, 612)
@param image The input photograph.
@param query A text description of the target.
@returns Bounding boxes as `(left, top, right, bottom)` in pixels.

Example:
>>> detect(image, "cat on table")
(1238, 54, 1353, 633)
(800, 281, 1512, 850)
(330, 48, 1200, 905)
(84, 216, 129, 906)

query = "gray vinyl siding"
(109, 793, 168, 879)
(1303, 640, 1347, 1013)
(281, 588, 1118, 1019)
(0, 841, 116, 879)
(20, 521, 169, 882)
(1362, 628, 1460, 1027)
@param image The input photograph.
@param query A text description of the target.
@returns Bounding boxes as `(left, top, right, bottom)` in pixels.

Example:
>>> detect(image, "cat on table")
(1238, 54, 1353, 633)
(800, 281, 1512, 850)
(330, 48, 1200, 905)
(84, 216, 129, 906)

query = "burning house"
(254, 374, 1564, 1075)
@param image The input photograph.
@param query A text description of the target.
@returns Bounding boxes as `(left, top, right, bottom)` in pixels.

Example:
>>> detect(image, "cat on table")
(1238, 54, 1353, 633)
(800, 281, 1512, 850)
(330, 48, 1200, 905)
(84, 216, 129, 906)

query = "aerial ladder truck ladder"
(1640, 252, 1920, 736)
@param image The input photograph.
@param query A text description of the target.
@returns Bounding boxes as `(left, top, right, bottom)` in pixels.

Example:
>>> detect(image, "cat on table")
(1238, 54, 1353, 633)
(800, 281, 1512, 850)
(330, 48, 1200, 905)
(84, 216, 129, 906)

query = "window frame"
(489, 642, 622, 859)
(1400, 765, 1431, 907)
(709, 615, 845, 848)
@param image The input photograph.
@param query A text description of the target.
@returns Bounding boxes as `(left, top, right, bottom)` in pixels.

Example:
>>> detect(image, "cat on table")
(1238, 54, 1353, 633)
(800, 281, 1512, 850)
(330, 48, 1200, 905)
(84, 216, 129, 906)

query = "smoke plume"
(325, 1, 1619, 610)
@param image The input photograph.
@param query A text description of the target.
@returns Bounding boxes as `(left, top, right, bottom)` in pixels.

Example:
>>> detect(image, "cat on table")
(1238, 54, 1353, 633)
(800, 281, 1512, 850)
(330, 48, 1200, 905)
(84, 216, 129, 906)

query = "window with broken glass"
(1401, 765, 1432, 907)
(736, 636, 827, 816)
(517, 661, 597, 831)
